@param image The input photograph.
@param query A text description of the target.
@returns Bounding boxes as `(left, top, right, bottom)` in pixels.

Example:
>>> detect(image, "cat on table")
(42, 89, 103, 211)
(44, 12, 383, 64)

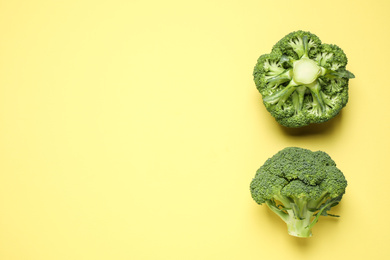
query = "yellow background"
(0, 0, 389, 259)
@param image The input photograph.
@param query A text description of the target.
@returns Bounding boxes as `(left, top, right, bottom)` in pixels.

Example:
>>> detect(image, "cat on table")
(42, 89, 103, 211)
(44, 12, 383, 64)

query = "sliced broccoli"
(250, 147, 347, 238)
(253, 31, 354, 127)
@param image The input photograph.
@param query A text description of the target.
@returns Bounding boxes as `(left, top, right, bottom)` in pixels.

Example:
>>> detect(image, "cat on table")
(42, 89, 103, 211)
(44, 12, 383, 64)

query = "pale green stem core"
(293, 58, 321, 85)
(285, 210, 313, 238)
(266, 202, 315, 238)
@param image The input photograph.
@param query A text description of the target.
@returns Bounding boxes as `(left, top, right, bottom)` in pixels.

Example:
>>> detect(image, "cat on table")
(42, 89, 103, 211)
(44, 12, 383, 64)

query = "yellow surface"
(0, 0, 389, 259)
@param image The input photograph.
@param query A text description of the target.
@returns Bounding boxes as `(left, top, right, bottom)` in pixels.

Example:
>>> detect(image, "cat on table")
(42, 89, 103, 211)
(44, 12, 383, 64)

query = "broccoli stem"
(265, 200, 289, 222)
(307, 198, 342, 231)
(292, 86, 306, 113)
(266, 69, 292, 86)
(266, 197, 315, 238)
(307, 81, 326, 114)
(301, 35, 309, 59)
(285, 210, 314, 238)
(322, 68, 355, 79)
(263, 80, 298, 106)
(293, 58, 321, 85)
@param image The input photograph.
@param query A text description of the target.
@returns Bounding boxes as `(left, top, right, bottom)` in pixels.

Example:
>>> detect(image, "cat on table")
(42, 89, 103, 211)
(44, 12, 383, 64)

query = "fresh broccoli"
(250, 147, 347, 238)
(253, 31, 355, 127)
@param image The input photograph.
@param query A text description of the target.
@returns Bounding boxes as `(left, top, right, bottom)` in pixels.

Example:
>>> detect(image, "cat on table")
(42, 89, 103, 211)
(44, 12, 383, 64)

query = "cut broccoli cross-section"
(253, 31, 354, 127)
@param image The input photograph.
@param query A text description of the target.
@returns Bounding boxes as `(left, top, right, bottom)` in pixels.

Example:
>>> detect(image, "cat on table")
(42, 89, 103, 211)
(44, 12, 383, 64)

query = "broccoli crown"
(253, 31, 354, 127)
(250, 147, 347, 237)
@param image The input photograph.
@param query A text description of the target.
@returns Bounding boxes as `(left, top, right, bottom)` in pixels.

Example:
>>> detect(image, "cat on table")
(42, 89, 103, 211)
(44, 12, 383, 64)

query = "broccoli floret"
(253, 31, 354, 127)
(250, 147, 347, 238)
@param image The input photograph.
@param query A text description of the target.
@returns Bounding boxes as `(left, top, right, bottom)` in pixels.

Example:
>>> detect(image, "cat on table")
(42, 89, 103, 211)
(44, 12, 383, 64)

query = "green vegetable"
(253, 31, 354, 127)
(250, 147, 347, 238)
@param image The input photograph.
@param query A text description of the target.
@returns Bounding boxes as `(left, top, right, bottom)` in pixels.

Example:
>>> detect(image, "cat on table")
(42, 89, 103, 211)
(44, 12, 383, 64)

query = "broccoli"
(253, 31, 355, 127)
(250, 147, 347, 238)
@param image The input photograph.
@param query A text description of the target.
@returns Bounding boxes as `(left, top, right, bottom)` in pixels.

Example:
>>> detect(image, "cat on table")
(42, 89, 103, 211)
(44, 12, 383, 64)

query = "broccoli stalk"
(285, 210, 313, 238)
(265, 196, 340, 237)
(265, 199, 314, 237)
(253, 31, 355, 127)
(250, 147, 347, 238)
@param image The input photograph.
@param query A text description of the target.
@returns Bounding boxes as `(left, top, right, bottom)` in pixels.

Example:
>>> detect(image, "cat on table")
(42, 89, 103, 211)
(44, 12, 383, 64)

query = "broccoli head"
(253, 31, 355, 127)
(250, 147, 347, 238)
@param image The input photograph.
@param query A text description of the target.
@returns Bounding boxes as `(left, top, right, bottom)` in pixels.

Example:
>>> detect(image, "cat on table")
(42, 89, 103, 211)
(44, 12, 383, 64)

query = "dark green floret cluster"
(250, 147, 347, 238)
(253, 30, 355, 127)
